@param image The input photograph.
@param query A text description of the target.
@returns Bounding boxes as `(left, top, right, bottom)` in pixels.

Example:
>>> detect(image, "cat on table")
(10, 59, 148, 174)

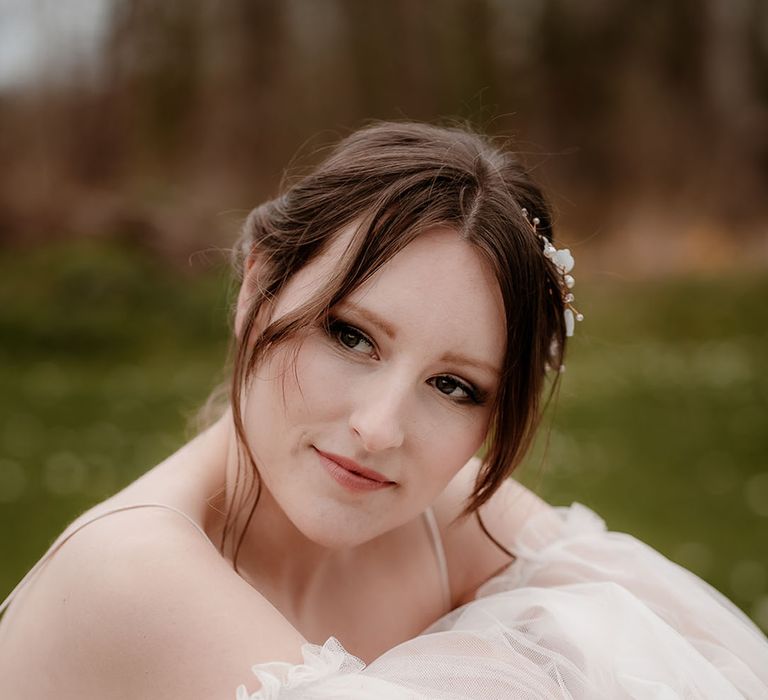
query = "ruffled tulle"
(235, 637, 414, 699)
(236, 503, 768, 699)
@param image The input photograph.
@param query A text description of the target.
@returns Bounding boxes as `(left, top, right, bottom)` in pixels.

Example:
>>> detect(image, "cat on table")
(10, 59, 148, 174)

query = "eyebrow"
(340, 302, 398, 339)
(339, 302, 500, 378)
(439, 351, 500, 378)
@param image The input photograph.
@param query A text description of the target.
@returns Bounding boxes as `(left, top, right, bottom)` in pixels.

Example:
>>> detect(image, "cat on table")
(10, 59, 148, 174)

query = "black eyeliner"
(326, 316, 377, 355)
(459, 380, 489, 406)
(326, 314, 489, 407)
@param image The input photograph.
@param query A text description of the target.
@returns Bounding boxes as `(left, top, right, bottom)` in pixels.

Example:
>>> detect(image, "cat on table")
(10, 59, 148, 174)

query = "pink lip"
(314, 448, 396, 492)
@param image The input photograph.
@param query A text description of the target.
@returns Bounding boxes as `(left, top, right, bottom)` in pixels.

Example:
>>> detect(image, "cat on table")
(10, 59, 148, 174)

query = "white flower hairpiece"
(521, 208, 583, 338)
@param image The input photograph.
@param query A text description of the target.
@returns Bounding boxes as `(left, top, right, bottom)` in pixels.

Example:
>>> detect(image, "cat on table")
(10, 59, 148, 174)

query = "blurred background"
(0, 0, 766, 632)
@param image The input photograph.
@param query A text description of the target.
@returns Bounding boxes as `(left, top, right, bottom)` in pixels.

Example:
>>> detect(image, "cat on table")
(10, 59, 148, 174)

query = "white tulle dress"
(236, 503, 768, 699)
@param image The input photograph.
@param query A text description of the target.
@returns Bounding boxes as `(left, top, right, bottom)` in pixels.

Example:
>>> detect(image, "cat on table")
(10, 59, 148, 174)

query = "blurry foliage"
(0, 241, 767, 633)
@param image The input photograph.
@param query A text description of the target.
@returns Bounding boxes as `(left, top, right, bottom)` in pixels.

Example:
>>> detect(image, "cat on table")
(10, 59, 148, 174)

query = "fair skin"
(0, 226, 554, 699)
(232, 225, 502, 575)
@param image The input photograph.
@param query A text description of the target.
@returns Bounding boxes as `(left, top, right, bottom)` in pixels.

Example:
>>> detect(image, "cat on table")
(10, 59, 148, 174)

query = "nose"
(348, 375, 407, 452)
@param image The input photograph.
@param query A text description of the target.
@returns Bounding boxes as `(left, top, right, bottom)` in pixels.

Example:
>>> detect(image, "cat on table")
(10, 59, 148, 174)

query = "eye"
(429, 375, 483, 405)
(328, 320, 376, 356)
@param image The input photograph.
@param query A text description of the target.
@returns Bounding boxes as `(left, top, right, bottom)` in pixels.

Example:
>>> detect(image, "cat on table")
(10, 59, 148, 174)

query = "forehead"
(351, 228, 505, 359)
(274, 223, 506, 368)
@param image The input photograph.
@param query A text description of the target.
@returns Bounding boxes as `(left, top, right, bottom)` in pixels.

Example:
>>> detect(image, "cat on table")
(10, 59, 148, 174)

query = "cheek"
(284, 340, 351, 421)
(418, 412, 489, 483)
(402, 394, 490, 505)
(239, 346, 313, 440)
(243, 338, 352, 438)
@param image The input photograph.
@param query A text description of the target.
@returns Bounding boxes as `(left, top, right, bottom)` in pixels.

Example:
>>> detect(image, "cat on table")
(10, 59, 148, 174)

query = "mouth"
(313, 447, 396, 492)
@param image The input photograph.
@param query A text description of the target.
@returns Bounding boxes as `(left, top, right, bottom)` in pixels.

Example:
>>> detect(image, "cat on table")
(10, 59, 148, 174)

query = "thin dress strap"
(0, 503, 212, 618)
(423, 506, 452, 612)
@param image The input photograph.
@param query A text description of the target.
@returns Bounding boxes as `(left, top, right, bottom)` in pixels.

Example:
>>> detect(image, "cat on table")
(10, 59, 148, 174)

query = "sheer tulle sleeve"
(236, 503, 768, 699)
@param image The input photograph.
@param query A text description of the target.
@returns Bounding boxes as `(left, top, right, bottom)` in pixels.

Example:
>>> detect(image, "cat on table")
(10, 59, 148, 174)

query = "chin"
(303, 525, 375, 550)
(291, 503, 390, 550)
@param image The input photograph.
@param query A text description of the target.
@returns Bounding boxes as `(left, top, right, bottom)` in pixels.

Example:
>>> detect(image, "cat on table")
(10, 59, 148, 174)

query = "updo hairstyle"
(222, 121, 567, 564)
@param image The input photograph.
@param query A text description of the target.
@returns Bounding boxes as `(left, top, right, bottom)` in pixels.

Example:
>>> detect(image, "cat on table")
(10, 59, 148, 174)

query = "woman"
(0, 121, 766, 699)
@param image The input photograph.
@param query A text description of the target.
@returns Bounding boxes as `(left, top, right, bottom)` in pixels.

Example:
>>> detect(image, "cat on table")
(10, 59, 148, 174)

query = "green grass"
(517, 275, 768, 630)
(1, 240, 766, 633)
(0, 240, 232, 594)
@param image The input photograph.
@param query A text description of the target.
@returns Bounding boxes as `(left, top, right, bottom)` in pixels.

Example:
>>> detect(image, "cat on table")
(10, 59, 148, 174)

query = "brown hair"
(222, 120, 567, 565)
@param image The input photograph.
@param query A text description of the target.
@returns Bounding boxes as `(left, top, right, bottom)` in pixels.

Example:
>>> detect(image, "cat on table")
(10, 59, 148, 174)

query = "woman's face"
(239, 225, 505, 548)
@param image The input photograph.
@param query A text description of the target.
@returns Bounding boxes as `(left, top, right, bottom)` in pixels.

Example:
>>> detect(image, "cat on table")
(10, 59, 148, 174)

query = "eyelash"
(324, 317, 487, 406)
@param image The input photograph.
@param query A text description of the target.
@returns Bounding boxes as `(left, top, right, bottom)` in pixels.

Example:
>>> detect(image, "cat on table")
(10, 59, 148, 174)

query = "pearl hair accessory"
(521, 207, 584, 338)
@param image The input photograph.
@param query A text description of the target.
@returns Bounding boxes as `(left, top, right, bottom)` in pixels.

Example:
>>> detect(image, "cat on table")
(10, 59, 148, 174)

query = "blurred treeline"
(1, 0, 767, 271)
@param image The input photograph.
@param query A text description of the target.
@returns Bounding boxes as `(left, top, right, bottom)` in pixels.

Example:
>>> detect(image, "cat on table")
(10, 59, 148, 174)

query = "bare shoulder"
(433, 457, 556, 606)
(1, 507, 306, 699)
